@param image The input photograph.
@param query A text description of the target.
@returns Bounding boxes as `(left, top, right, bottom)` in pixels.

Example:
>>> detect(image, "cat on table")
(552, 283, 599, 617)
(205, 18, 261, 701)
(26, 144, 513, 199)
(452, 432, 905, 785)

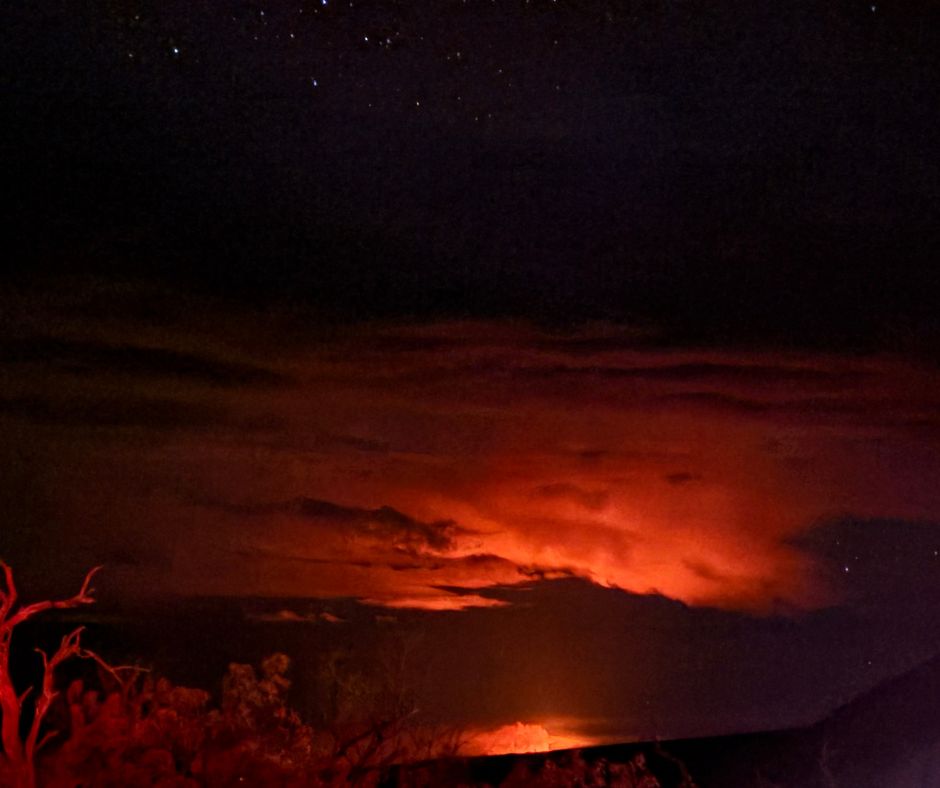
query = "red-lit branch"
(0, 562, 103, 788)
(24, 629, 85, 763)
(2, 565, 100, 631)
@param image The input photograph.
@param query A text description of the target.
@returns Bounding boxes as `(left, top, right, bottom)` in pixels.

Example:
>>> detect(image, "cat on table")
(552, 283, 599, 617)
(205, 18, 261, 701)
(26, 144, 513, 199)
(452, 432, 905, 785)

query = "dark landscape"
(399, 649, 940, 786)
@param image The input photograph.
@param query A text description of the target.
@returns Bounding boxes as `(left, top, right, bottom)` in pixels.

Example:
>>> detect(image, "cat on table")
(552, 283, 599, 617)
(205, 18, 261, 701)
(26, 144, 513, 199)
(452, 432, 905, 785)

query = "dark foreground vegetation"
(0, 563, 692, 787)
(2, 563, 937, 786)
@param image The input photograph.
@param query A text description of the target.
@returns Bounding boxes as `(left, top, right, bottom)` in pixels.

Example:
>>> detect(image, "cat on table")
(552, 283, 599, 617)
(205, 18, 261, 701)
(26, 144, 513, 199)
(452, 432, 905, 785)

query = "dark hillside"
(392, 653, 940, 786)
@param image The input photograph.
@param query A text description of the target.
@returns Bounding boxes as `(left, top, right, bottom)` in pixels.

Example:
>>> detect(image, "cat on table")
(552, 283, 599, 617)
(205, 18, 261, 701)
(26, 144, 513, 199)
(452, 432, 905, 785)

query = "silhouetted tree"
(0, 563, 101, 788)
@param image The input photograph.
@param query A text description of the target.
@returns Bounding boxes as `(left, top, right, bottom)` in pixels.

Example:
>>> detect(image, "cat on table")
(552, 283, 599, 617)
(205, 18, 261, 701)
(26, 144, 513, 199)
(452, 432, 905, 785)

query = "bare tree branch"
(34, 731, 57, 755)
(0, 561, 16, 621)
(4, 566, 101, 631)
(0, 564, 104, 788)
(25, 629, 85, 762)
(78, 649, 148, 698)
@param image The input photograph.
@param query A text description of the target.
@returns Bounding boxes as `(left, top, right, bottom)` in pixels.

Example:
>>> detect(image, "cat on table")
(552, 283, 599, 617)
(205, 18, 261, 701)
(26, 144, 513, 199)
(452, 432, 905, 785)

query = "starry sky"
(3, 0, 940, 749)
(7, 0, 940, 341)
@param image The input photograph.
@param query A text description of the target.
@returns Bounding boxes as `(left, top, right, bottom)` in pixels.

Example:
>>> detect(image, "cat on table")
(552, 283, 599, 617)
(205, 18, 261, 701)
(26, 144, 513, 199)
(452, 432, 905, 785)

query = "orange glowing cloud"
(4, 308, 939, 612)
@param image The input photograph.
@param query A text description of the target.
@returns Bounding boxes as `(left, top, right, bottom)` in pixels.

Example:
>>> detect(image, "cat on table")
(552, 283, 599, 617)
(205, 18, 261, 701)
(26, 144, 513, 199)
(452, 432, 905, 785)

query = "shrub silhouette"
(36, 653, 416, 785)
(0, 562, 433, 786)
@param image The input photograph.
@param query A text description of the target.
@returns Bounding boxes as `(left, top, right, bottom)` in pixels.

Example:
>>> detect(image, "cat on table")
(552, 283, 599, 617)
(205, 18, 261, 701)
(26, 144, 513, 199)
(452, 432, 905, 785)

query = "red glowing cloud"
(3, 307, 939, 612)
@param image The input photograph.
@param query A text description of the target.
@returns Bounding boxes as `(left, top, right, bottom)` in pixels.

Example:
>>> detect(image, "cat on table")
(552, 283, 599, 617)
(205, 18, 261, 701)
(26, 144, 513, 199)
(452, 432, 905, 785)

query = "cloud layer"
(2, 286, 939, 612)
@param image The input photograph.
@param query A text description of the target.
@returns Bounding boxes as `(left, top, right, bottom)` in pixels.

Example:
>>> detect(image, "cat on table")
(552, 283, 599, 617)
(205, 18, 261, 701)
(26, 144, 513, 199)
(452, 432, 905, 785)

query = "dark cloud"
(385, 553, 574, 581)
(206, 496, 465, 555)
(576, 449, 610, 463)
(665, 472, 701, 486)
(774, 396, 940, 421)
(520, 362, 868, 387)
(389, 553, 537, 577)
(357, 335, 475, 354)
(683, 559, 727, 584)
(0, 393, 230, 431)
(655, 391, 940, 438)
(229, 546, 379, 570)
(656, 391, 773, 415)
(533, 334, 665, 356)
(296, 499, 463, 554)
(326, 433, 392, 454)
(0, 336, 292, 388)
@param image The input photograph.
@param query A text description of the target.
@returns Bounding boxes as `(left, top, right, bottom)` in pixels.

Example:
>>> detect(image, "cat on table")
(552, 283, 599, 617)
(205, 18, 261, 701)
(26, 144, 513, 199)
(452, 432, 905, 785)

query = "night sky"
(3, 0, 940, 751)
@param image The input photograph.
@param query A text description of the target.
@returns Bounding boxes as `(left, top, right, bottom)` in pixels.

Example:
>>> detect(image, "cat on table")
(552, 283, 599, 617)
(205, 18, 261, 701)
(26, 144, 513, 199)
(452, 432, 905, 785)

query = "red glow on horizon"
(460, 721, 599, 756)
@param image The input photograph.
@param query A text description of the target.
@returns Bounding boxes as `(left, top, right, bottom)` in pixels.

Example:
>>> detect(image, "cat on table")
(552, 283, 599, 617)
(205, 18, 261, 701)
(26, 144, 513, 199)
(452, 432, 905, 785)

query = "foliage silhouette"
(0, 563, 445, 786)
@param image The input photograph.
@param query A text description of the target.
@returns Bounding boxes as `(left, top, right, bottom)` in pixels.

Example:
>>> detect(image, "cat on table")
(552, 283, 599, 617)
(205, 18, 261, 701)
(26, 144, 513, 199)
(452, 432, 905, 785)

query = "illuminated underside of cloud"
(2, 304, 938, 612)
